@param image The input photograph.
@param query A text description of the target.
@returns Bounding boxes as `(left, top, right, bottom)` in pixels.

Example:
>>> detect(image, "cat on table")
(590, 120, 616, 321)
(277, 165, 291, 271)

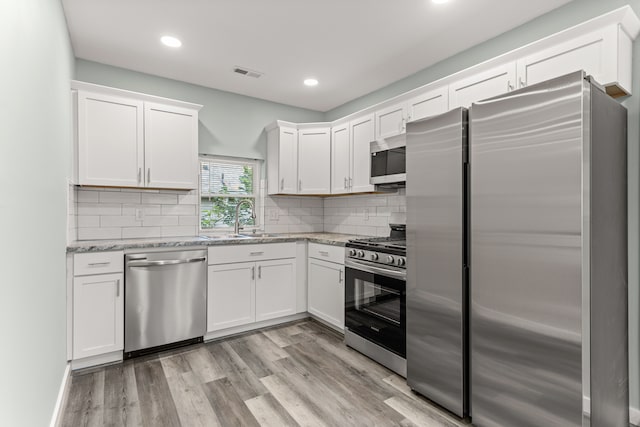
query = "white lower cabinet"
(207, 262, 256, 331)
(307, 245, 345, 331)
(207, 243, 297, 333)
(72, 251, 124, 361)
(255, 259, 296, 322)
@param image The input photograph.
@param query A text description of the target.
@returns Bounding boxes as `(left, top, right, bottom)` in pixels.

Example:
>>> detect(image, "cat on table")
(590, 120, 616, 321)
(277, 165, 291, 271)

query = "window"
(199, 156, 260, 231)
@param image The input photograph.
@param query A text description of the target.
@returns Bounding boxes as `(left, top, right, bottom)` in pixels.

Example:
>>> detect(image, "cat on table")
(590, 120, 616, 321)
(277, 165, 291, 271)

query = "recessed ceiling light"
(432, 0, 449, 3)
(304, 78, 319, 87)
(161, 35, 182, 48)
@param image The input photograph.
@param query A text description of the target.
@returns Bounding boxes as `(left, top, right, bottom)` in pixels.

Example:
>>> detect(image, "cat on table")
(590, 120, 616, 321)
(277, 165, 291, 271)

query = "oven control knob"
(357, 250, 365, 258)
(370, 253, 379, 261)
(397, 258, 406, 266)
(349, 249, 357, 257)
(387, 255, 395, 264)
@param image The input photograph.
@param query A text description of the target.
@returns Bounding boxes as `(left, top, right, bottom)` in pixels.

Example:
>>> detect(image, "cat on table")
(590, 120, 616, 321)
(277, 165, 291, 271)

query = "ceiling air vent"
(233, 66, 263, 79)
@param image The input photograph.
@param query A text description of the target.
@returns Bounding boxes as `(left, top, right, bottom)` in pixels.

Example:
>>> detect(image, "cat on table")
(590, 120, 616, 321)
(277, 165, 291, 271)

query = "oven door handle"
(345, 259, 406, 281)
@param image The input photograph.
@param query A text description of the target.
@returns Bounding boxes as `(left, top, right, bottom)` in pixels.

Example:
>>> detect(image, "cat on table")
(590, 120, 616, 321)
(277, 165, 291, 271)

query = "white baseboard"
(583, 396, 640, 426)
(71, 351, 123, 371)
(50, 363, 71, 427)
(631, 406, 640, 426)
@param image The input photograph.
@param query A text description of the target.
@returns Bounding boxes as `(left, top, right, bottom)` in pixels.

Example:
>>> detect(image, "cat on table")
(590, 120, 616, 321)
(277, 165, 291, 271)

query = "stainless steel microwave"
(370, 134, 406, 186)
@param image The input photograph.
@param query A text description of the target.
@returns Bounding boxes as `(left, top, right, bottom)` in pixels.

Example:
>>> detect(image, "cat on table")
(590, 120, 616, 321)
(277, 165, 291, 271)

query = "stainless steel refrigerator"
(406, 107, 470, 419)
(470, 71, 628, 426)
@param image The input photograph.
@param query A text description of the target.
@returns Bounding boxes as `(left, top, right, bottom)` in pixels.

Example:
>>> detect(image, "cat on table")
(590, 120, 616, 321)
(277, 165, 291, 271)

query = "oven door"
(345, 259, 406, 357)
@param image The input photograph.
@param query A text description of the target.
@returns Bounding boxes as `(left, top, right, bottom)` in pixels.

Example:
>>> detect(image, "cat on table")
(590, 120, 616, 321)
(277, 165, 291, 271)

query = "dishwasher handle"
(127, 256, 206, 267)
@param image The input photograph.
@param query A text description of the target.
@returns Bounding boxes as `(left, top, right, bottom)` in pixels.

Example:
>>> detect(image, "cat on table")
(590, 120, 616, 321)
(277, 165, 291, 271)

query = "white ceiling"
(62, 0, 573, 112)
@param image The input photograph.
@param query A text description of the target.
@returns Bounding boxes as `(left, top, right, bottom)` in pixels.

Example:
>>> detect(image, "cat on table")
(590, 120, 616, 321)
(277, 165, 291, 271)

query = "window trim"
(198, 154, 262, 233)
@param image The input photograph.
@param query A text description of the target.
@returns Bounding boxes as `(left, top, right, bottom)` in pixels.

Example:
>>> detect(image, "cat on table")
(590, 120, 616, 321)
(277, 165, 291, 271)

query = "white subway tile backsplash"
(179, 216, 199, 226)
(122, 227, 161, 239)
(161, 204, 196, 216)
(78, 227, 122, 240)
(74, 187, 198, 241)
(77, 203, 122, 216)
(161, 226, 197, 237)
(100, 215, 141, 227)
(71, 187, 404, 241)
(77, 216, 100, 228)
(77, 190, 99, 203)
(99, 191, 141, 204)
(178, 194, 198, 204)
(141, 193, 178, 205)
(143, 216, 179, 227)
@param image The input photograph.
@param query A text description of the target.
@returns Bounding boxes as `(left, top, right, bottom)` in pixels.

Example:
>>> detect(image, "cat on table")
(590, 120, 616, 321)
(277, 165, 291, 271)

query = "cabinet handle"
(319, 251, 329, 257)
(519, 77, 526, 88)
(344, 177, 348, 189)
(138, 167, 142, 183)
(298, 180, 302, 191)
(258, 265, 262, 279)
(507, 80, 515, 92)
(88, 261, 110, 267)
(349, 177, 353, 189)
(250, 251, 264, 256)
(147, 168, 151, 183)
(339, 270, 343, 283)
(116, 279, 120, 297)
(252, 266, 255, 280)
(401, 118, 406, 132)
(281, 178, 284, 191)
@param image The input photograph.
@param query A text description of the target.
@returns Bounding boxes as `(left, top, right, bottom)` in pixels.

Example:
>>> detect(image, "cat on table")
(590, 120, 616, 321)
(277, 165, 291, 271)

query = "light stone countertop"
(66, 232, 363, 253)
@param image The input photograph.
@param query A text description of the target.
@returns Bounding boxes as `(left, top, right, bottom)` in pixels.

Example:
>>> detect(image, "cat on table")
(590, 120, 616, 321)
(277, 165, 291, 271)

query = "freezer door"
(406, 107, 468, 418)
(470, 72, 584, 426)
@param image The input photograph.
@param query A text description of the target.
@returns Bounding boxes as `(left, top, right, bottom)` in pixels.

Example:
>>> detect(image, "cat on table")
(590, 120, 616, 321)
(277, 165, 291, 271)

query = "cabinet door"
(255, 259, 297, 322)
(517, 26, 628, 94)
(207, 262, 255, 332)
(144, 102, 198, 189)
(407, 86, 449, 122)
(449, 62, 517, 108)
(350, 114, 375, 193)
(73, 273, 124, 359)
(298, 128, 331, 194)
(331, 123, 351, 194)
(279, 127, 299, 194)
(375, 102, 407, 140)
(308, 258, 344, 330)
(77, 92, 143, 187)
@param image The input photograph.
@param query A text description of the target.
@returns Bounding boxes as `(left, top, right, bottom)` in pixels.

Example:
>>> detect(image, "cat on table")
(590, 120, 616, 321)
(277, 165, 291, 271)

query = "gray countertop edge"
(66, 233, 362, 253)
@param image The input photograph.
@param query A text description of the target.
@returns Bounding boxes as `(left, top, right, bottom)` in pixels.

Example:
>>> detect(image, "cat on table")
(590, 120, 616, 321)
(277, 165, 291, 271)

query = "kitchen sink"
(238, 232, 282, 238)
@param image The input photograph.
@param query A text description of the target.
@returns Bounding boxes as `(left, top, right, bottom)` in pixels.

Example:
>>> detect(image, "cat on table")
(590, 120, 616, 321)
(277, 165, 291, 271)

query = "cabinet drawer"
(208, 243, 296, 265)
(74, 251, 124, 276)
(308, 243, 345, 264)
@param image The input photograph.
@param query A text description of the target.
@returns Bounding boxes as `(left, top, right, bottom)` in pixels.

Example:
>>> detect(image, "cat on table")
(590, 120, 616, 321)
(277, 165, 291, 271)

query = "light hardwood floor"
(61, 319, 468, 427)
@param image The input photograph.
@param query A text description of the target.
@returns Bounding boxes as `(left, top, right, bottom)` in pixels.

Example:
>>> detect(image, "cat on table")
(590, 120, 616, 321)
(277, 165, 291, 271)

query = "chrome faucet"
(234, 199, 256, 235)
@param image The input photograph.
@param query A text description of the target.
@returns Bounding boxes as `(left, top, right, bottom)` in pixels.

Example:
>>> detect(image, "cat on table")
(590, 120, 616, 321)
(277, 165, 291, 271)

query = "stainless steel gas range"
(344, 230, 407, 377)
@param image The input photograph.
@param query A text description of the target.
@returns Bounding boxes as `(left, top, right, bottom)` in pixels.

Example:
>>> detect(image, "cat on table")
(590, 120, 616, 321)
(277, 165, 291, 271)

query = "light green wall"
(326, 0, 640, 411)
(75, 59, 325, 161)
(0, 0, 74, 425)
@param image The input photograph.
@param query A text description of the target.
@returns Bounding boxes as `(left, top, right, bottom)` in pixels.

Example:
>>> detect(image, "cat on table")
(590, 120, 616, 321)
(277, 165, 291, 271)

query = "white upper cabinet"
(375, 101, 408, 139)
(77, 92, 144, 187)
(331, 123, 351, 194)
(407, 86, 449, 122)
(449, 62, 517, 109)
(144, 102, 198, 189)
(267, 125, 298, 195)
(73, 81, 202, 190)
(517, 24, 634, 96)
(330, 114, 375, 195)
(349, 114, 375, 193)
(297, 127, 331, 194)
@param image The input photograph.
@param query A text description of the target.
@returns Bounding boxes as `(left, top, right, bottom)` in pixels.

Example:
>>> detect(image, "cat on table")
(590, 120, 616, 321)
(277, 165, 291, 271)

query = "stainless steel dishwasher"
(125, 249, 207, 358)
